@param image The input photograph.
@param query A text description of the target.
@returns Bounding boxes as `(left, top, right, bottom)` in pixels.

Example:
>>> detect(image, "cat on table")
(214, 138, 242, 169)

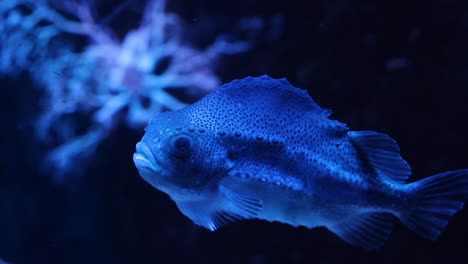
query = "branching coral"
(1, 0, 258, 182)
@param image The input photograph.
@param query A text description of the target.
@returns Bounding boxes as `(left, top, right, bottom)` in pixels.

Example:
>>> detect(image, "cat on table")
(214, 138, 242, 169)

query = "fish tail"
(399, 169, 468, 240)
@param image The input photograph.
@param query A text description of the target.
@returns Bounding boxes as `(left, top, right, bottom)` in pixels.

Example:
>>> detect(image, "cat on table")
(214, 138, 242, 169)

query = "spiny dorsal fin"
(329, 212, 394, 250)
(348, 131, 411, 183)
(194, 75, 327, 122)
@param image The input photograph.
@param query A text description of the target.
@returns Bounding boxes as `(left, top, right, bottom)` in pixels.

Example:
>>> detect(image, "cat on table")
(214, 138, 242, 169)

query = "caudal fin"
(400, 169, 468, 240)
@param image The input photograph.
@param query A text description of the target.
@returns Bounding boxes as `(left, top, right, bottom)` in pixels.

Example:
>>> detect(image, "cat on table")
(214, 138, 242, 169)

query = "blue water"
(2, 0, 468, 263)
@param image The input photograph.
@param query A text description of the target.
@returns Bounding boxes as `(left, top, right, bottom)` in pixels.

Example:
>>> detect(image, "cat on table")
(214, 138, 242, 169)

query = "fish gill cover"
(0, 0, 265, 183)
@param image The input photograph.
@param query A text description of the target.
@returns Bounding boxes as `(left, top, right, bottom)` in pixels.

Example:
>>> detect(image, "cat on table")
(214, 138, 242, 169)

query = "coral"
(1, 0, 257, 182)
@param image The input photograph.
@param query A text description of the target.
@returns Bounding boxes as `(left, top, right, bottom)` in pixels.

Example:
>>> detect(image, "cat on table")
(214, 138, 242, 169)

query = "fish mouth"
(133, 141, 162, 174)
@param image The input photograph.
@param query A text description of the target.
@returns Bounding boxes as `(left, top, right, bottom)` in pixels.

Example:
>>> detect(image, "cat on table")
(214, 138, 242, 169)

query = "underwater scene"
(2, 0, 468, 263)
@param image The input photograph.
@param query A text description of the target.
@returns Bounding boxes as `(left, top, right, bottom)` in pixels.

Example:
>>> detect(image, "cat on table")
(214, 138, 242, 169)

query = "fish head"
(133, 109, 232, 201)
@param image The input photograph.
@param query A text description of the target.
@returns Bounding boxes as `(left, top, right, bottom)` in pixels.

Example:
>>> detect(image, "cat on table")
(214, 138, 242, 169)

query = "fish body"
(133, 75, 468, 249)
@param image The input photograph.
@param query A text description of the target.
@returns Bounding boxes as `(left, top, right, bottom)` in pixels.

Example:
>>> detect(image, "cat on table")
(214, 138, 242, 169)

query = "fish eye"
(171, 135, 192, 158)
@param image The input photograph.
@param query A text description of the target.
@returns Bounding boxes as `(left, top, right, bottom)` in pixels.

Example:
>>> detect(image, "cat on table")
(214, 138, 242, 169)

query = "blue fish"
(133, 75, 468, 249)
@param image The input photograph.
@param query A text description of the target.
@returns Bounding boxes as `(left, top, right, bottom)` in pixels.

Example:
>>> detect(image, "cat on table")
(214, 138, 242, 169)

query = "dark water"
(3, 0, 468, 263)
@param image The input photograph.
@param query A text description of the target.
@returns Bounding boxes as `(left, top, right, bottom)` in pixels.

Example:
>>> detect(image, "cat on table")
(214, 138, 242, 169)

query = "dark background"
(3, 0, 468, 263)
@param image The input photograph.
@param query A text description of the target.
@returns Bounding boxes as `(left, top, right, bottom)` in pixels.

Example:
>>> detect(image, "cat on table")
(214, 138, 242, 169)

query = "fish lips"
(133, 141, 164, 183)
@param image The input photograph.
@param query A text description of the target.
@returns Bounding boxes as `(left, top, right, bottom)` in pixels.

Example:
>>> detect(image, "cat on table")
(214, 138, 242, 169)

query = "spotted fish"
(133, 75, 468, 249)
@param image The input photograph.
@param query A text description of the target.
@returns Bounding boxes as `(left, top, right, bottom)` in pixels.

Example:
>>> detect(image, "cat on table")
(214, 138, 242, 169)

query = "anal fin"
(329, 213, 394, 250)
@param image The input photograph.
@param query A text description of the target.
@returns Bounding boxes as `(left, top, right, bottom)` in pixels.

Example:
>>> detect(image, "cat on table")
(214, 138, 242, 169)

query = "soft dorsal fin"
(175, 185, 263, 231)
(329, 212, 394, 250)
(348, 131, 411, 183)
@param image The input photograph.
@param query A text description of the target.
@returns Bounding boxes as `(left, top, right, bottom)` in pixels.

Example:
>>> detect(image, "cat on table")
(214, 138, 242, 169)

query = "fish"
(133, 75, 468, 249)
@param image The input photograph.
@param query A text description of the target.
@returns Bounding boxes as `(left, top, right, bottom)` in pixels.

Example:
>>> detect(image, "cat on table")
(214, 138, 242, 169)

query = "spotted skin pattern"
(134, 75, 468, 250)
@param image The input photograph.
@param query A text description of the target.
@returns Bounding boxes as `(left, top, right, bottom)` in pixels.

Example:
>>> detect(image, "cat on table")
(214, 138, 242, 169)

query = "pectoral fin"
(175, 186, 263, 231)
